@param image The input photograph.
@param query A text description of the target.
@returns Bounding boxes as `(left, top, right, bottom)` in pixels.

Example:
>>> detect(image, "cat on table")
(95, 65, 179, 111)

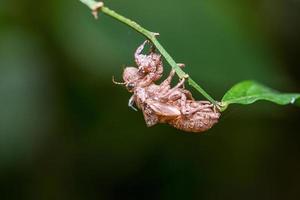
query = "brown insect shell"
(169, 102, 221, 133)
(133, 84, 161, 109)
(135, 52, 162, 73)
(122, 67, 140, 84)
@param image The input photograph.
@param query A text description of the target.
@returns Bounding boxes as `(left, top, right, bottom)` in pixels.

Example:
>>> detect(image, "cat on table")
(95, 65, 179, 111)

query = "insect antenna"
(112, 76, 126, 85)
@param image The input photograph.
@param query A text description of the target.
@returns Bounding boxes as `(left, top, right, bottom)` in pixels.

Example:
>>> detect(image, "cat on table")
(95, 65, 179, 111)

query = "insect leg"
(160, 78, 186, 99)
(128, 95, 138, 111)
(181, 102, 217, 115)
(159, 63, 185, 94)
(198, 101, 211, 104)
(172, 78, 186, 89)
(159, 69, 176, 89)
(178, 93, 211, 115)
(183, 105, 211, 115)
(135, 40, 148, 63)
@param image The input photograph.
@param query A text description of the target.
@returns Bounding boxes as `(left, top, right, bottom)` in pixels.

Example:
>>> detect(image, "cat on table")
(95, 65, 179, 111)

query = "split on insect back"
(113, 41, 221, 133)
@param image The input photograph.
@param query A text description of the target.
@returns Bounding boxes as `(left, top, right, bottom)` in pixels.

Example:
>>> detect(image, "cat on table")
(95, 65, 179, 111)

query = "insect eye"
(126, 82, 135, 91)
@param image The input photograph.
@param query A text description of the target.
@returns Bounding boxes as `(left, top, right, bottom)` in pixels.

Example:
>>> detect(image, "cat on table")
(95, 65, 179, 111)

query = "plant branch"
(79, 0, 219, 106)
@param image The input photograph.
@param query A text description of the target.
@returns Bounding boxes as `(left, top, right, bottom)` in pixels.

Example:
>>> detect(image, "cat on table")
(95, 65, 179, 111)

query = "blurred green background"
(1, 0, 300, 199)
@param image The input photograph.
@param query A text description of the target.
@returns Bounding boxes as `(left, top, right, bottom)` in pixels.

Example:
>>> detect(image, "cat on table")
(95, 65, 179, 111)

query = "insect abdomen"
(169, 112, 220, 133)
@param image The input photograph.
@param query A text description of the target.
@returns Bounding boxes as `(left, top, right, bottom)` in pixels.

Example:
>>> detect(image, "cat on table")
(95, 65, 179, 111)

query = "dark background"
(1, 0, 300, 199)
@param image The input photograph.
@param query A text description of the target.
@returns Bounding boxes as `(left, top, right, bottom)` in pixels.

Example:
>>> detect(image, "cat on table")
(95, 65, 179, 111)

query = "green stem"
(79, 0, 218, 106)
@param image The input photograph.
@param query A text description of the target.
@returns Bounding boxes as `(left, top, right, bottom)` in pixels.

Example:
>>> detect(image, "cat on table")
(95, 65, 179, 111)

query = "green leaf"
(221, 80, 300, 111)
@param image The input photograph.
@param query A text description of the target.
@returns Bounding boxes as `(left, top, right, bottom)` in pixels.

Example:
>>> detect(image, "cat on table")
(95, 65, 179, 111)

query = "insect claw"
(212, 103, 221, 113)
(183, 74, 189, 79)
(177, 63, 185, 68)
(150, 43, 156, 53)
